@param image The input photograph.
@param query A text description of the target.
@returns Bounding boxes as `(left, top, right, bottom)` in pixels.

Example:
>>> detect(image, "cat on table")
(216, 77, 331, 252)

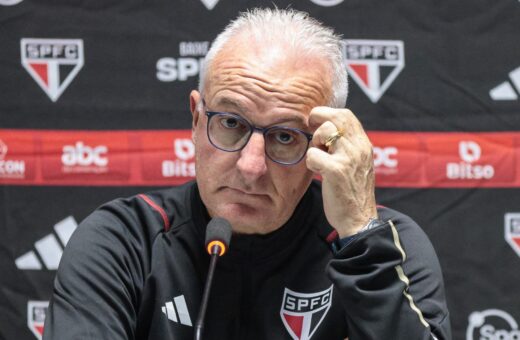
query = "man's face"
(191, 38, 332, 234)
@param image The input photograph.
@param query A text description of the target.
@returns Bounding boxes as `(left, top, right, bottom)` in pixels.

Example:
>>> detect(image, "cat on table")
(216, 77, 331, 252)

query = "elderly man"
(43, 8, 451, 340)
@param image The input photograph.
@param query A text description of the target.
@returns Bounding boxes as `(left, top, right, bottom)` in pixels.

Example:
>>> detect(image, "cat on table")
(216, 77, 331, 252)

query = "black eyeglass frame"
(203, 109, 313, 166)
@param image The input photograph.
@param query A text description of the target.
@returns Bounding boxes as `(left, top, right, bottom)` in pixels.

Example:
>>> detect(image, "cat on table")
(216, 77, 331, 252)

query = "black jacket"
(43, 180, 451, 339)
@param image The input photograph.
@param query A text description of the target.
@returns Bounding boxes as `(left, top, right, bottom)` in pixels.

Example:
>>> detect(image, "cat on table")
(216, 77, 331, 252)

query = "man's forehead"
(203, 34, 333, 117)
(211, 97, 248, 112)
(206, 51, 332, 97)
(210, 33, 315, 76)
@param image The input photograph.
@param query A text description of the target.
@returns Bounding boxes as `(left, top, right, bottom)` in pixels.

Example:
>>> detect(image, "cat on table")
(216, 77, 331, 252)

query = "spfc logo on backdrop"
(0, 0, 23, 5)
(343, 39, 405, 103)
(200, 0, 219, 10)
(27, 300, 49, 340)
(309, 0, 344, 6)
(505, 213, 520, 257)
(21, 38, 84, 102)
(467, 309, 519, 340)
(280, 285, 333, 340)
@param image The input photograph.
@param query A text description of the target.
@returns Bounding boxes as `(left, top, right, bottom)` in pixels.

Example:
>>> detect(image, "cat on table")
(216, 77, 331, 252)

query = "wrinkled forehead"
(203, 34, 333, 104)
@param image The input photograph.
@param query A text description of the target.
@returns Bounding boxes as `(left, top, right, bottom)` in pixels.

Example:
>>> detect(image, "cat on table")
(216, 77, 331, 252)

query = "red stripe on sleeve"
(138, 194, 170, 231)
(325, 229, 338, 243)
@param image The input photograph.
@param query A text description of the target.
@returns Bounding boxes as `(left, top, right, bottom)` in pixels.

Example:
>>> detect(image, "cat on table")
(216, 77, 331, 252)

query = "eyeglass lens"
(207, 112, 309, 164)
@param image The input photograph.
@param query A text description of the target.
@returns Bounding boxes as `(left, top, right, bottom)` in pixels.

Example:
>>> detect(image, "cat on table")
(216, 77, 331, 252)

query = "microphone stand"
(194, 245, 219, 340)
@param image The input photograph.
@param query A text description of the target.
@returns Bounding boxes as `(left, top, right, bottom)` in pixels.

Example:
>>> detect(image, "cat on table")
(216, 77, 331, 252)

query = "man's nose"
(236, 132, 268, 181)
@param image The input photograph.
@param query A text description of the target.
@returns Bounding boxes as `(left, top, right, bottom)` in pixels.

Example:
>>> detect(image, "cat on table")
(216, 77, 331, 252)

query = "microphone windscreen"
(205, 217, 232, 248)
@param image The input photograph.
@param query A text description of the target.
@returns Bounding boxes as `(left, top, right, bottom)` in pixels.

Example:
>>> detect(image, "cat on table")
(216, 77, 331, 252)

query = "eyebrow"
(269, 114, 307, 127)
(211, 97, 308, 128)
(212, 97, 248, 114)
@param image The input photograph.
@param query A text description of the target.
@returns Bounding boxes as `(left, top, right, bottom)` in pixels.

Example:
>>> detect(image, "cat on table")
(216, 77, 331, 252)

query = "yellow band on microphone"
(207, 240, 227, 256)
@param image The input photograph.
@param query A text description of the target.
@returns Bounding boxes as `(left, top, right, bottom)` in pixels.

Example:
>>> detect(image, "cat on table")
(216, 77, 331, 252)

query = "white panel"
(15, 251, 42, 270)
(34, 235, 62, 270)
(54, 216, 78, 245)
(174, 296, 192, 326)
(509, 66, 520, 94)
(165, 301, 177, 322)
(490, 82, 517, 100)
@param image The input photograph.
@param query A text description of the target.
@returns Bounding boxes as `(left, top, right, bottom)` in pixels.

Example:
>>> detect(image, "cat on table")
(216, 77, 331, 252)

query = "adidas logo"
(15, 216, 78, 270)
(490, 66, 520, 100)
(161, 295, 193, 327)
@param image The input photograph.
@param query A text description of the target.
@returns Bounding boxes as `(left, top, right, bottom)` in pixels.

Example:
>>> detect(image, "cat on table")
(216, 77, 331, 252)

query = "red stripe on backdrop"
(0, 129, 518, 188)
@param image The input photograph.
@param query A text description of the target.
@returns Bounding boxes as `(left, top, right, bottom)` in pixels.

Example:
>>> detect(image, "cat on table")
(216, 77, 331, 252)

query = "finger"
(311, 121, 338, 148)
(306, 146, 348, 178)
(334, 128, 372, 167)
(312, 121, 358, 155)
(309, 107, 364, 138)
(313, 108, 372, 158)
(308, 107, 346, 131)
(306, 147, 333, 175)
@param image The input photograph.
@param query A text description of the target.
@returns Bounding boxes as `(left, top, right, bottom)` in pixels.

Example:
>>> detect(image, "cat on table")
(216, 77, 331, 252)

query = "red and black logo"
(27, 301, 48, 340)
(21, 38, 84, 102)
(343, 39, 405, 103)
(280, 286, 333, 340)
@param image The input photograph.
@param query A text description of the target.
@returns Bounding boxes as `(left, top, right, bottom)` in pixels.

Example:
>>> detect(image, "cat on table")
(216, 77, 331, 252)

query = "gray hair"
(198, 7, 348, 108)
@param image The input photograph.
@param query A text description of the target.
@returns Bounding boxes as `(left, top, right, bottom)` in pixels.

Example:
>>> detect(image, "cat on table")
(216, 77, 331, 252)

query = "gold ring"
(324, 130, 343, 148)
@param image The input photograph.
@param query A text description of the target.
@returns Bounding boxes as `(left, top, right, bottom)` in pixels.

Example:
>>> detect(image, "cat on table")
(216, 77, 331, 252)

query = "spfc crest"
(27, 300, 49, 340)
(505, 213, 520, 257)
(21, 38, 84, 102)
(0, 0, 23, 5)
(200, 0, 219, 10)
(280, 285, 333, 340)
(343, 39, 405, 103)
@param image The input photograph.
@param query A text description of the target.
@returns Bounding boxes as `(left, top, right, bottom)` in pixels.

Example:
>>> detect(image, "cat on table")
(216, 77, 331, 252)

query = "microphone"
(194, 217, 232, 340)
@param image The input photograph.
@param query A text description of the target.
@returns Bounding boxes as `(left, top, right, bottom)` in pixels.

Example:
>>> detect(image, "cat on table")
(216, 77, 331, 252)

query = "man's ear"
(189, 90, 201, 143)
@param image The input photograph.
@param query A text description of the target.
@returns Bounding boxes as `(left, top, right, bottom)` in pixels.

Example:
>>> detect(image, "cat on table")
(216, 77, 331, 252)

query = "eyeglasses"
(203, 102, 313, 165)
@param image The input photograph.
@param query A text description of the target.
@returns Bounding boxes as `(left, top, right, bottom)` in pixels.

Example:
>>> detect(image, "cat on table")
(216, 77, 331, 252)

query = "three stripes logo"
(161, 295, 193, 327)
(489, 66, 520, 100)
(21, 38, 84, 102)
(15, 216, 78, 270)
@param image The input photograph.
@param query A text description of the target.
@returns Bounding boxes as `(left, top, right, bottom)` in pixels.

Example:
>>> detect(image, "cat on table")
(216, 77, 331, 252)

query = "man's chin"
(215, 203, 281, 235)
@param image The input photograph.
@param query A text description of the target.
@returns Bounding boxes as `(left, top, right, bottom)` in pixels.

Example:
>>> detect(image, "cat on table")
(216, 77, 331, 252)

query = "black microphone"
(194, 217, 232, 340)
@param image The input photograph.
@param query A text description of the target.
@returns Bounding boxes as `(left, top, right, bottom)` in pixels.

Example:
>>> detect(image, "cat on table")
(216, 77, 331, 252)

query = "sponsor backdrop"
(0, 0, 519, 339)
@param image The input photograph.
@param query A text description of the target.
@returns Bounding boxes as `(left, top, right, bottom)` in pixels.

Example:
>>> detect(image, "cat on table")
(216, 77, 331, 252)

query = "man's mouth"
(221, 187, 271, 200)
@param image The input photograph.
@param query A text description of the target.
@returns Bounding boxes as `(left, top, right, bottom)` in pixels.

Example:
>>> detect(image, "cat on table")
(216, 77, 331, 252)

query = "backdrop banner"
(1, 0, 519, 339)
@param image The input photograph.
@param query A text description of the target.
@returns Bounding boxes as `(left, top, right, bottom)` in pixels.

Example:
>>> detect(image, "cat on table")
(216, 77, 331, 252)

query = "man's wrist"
(358, 217, 383, 233)
(332, 217, 385, 253)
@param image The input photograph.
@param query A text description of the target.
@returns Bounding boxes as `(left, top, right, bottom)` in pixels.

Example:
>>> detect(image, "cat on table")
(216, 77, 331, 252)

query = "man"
(44, 8, 451, 340)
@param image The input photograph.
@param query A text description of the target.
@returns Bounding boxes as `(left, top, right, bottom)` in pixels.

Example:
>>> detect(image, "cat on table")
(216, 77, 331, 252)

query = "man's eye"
(220, 117, 240, 128)
(274, 131, 295, 145)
